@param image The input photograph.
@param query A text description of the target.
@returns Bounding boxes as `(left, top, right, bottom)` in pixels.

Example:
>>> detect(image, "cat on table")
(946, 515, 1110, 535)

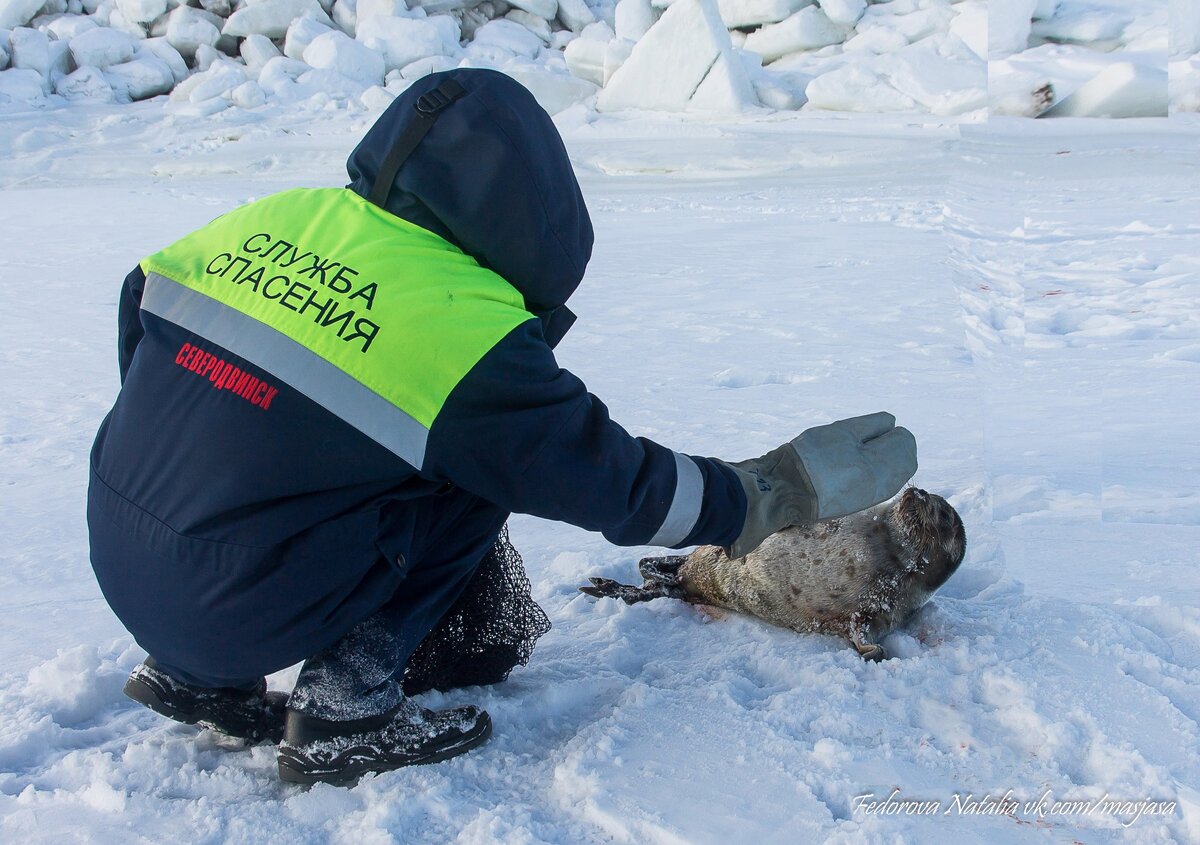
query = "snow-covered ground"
(2, 104, 1199, 842)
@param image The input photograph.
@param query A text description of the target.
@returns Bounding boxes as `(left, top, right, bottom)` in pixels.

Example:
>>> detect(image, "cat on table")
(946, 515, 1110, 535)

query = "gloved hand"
(718, 412, 917, 559)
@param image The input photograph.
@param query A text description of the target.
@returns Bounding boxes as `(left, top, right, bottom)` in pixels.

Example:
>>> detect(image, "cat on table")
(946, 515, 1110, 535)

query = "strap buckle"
(368, 77, 467, 208)
(415, 80, 466, 116)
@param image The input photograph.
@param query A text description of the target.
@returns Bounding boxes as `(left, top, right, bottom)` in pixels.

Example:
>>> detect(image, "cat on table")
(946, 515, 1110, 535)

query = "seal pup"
(580, 487, 966, 661)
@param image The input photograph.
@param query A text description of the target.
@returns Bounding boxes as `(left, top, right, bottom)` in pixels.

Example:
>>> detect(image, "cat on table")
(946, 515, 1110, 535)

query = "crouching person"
(88, 69, 917, 785)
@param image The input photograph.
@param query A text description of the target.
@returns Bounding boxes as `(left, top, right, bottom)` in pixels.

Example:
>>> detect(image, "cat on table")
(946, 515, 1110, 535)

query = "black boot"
(276, 699, 492, 785)
(123, 657, 287, 744)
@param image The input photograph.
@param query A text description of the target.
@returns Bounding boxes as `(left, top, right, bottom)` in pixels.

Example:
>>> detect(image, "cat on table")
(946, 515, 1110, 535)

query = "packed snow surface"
(1, 105, 1200, 843)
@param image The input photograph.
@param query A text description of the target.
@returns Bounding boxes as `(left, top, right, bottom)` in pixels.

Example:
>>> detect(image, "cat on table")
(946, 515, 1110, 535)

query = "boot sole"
(277, 712, 493, 786)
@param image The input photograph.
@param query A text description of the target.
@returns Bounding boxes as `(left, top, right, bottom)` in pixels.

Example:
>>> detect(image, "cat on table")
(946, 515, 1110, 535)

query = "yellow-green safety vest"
(140, 187, 536, 469)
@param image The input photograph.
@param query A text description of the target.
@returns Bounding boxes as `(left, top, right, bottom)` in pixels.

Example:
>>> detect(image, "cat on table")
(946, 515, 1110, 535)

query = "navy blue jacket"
(88, 70, 747, 685)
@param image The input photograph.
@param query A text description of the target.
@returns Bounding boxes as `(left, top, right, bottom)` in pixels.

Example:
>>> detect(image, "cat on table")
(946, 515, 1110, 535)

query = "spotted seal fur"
(580, 487, 966, 661)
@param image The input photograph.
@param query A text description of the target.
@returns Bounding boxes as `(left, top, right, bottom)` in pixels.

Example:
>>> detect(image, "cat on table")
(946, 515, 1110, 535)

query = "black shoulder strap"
(368, 78, 467, 209)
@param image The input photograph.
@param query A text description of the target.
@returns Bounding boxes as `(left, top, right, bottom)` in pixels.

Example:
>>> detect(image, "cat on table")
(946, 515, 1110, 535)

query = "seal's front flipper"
(849, 627, 887, 662)
(852, 641, 887, 662)
(579, 577, 668, 605)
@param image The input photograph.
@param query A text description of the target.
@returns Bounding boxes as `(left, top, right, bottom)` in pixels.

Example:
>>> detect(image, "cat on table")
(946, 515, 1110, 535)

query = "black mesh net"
(402, 525, 550, 696)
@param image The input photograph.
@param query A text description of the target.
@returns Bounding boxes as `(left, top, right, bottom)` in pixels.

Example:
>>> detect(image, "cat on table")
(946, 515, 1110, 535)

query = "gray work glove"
(718, 412, 917, 559)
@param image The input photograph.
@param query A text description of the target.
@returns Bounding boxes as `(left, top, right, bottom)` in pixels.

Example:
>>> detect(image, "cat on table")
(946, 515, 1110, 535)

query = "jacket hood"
(346, 69, 594, 316)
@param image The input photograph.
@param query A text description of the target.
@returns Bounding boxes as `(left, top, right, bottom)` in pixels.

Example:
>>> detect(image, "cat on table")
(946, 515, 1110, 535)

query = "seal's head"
(887, 487, 966, 593)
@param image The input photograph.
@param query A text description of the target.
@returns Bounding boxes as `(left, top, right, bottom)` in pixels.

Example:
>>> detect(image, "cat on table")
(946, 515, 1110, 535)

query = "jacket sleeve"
(117, 266, 148, 385)
(423, 319, 747, 548)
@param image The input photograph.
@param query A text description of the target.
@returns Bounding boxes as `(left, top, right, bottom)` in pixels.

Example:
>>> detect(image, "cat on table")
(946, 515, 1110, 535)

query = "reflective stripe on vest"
(140, 188, 535, 468)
